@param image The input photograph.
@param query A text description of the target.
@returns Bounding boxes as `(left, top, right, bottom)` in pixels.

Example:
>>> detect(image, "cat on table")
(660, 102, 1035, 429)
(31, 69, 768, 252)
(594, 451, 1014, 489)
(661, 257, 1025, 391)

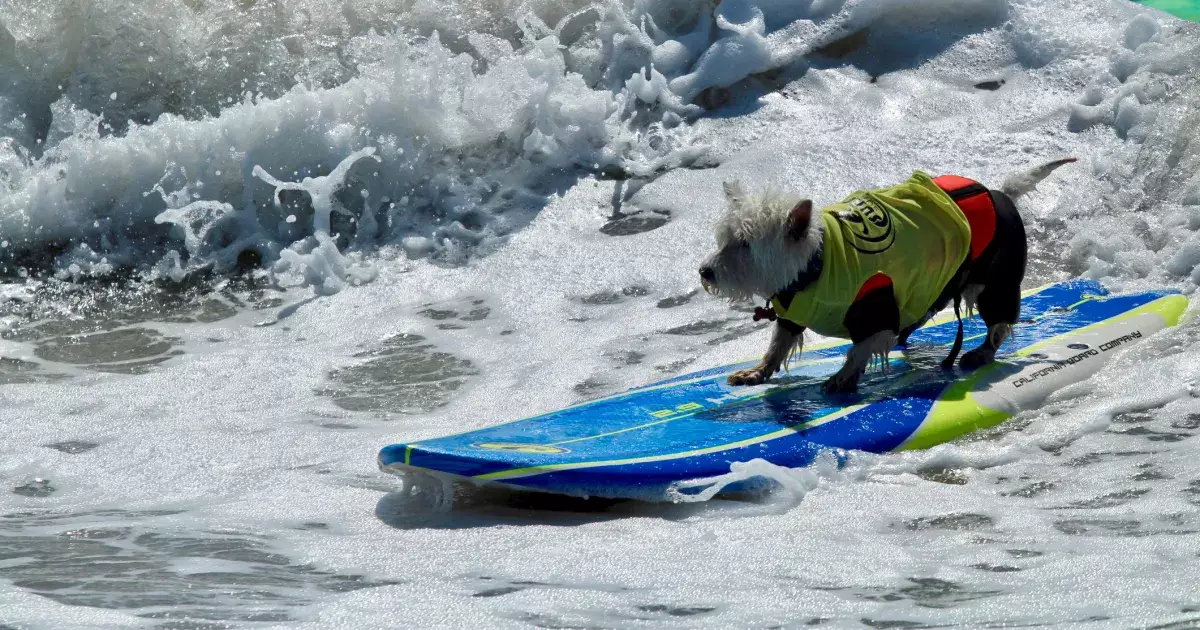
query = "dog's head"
(698, 181, 822, 302)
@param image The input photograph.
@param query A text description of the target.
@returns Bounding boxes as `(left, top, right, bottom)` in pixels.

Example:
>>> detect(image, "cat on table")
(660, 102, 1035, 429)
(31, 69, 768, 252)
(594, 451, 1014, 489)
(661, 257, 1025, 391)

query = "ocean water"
(0, 0, 1199, 627)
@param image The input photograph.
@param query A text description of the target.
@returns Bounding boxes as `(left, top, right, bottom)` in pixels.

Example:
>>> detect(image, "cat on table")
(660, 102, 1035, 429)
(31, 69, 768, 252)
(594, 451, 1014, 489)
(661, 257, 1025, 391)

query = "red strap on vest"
(932, 175, 977, 193)
(854, 272, 892, 302)
(934, 175, 996, 261)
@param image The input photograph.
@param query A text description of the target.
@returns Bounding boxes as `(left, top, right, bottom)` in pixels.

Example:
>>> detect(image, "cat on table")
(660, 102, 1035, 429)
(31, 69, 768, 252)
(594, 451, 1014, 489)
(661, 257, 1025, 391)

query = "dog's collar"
(771, 249, 823, 311)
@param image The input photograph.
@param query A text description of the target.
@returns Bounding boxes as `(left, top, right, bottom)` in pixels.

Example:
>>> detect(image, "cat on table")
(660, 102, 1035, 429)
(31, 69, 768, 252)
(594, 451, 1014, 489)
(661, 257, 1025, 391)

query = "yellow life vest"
(770, 171, 971, 338)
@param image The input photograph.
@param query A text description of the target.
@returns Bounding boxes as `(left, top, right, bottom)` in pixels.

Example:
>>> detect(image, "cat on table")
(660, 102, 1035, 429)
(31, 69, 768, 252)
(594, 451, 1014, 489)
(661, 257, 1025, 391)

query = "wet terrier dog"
(698, 158, 1076, 393)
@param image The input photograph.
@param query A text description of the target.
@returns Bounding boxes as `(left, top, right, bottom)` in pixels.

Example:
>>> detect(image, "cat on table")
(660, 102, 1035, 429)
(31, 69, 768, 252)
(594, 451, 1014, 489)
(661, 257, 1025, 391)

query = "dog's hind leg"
(961, 320, 1013, 369)
(961, 192, 1026, 370)
(729, 320, 804, 386)
(961, 282, 1022, 370)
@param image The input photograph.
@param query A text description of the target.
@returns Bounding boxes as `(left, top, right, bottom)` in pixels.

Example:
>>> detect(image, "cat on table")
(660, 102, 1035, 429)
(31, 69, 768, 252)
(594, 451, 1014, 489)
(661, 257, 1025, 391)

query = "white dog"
(698, 159, 1075, 393)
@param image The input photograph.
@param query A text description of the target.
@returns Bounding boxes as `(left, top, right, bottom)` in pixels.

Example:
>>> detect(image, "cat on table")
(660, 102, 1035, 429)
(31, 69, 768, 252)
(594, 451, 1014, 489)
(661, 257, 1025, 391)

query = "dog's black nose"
(699, 266, 715, 283)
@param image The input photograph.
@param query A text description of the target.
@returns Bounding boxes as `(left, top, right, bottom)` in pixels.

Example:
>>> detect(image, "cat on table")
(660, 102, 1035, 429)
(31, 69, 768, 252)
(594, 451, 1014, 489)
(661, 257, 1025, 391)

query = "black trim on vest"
(772, 249, 823, 312)
(943, 182, 988, 201)
(843, 283, 899, 344)
(776, 316, 805, 334)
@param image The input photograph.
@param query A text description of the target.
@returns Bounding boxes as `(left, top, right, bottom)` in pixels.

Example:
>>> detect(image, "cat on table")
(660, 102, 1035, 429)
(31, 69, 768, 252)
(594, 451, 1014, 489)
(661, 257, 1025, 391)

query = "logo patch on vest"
(836, 195, 895, 254)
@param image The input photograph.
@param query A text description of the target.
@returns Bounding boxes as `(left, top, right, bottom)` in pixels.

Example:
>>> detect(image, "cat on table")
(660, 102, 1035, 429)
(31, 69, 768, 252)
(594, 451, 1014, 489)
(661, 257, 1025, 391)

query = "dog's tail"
(1000, 157, 1078, 200)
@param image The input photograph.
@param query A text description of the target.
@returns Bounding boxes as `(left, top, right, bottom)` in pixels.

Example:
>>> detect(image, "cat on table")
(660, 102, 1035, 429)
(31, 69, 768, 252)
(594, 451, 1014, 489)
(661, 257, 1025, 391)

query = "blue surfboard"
(378, 280, 1189, 501)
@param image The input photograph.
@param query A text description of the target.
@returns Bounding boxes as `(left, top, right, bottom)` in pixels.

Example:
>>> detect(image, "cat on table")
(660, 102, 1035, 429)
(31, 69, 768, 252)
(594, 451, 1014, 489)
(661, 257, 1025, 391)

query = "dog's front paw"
(822, 373, 859, 394)
(959, 347, 996, 370)
(728, 367, 769, 386)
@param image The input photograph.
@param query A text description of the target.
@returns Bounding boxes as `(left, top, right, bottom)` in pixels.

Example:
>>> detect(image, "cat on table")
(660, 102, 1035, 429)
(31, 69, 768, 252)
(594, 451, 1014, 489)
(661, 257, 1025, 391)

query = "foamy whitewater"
(0, 0, 1199, 627)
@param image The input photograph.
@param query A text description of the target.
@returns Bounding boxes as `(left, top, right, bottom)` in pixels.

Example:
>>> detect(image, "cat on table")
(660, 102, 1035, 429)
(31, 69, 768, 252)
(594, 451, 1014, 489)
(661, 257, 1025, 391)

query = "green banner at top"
(1136, 0, 1200, 21)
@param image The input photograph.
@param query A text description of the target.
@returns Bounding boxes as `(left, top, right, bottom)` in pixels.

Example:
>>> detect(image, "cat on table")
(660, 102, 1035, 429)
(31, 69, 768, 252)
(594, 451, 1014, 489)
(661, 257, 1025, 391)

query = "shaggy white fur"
(706, 180, 824, 301)
(961, 283, 985, 316)
(825, 330, 896, 393)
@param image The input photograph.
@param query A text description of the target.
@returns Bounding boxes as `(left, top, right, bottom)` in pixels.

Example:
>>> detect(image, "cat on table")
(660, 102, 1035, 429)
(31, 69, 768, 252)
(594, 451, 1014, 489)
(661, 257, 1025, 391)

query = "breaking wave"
(0, 0, 1086, 293)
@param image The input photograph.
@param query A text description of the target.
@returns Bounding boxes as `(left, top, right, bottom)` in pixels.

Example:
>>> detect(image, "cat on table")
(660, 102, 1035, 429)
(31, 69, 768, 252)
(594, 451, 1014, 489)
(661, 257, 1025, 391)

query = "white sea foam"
(0, 0, 806, 289)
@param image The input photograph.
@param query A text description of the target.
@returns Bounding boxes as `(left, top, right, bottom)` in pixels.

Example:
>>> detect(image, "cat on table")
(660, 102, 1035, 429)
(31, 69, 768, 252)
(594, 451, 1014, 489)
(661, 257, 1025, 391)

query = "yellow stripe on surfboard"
(473, 402, 869, 482)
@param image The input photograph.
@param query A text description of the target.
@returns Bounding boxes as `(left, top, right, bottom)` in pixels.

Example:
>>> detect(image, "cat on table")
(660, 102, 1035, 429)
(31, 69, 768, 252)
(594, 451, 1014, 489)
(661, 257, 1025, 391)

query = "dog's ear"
(722, 181, 745, 206)
(787, 199, 813, 241)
